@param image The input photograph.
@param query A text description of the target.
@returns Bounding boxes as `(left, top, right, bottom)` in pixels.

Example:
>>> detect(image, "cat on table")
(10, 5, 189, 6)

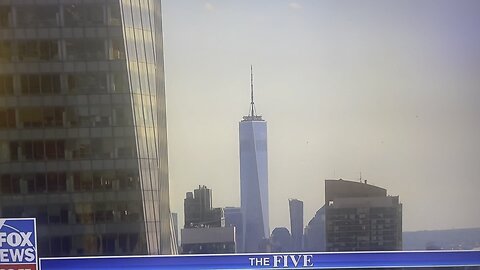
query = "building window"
(0, 41, 12, 62)
(64, 4, 105, 27)
(0, 75, 13, 96)
(18, 40, 59, 61)
(18, 107, 65, 128)
(16, 5, 59, 28)
(0, 109, 16, 128)
(67, 73, 107, 93)
(0, 6, 11, 28)
(0, 174, 20, 194)
(65, 39, 105, 61)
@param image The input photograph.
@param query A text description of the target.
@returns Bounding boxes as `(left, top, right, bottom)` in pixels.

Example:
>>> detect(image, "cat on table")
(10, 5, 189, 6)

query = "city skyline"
(162, 0, 480, 233)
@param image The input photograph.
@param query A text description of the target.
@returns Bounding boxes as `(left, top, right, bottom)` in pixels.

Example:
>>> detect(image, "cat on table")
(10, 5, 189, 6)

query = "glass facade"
(0, 0, 174, 256)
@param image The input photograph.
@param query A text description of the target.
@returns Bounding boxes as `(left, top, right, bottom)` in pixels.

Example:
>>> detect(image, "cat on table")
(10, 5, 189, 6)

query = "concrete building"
(240, 66, 269, 252)
(325, 179, 402, 251)
(181, 227, 236, 254)
(289, 198, 304, 251)
(0, 0, 175, 256)
(184, 185, 224, 228)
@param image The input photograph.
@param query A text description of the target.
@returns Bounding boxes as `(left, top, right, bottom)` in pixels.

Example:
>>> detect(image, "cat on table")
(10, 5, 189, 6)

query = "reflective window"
(113, 107, 133, 126)
(73, 172, 93, 191)
(0, 109, 15, 128)
(108, 3, 121, 26)
(115, 138, 135, 158)
(0, 174, 20, 194)
(16, 5, 59, 28)
(93, 171, 114, 191)
(91, 138, 114, 159)
(0, 41, 12, 62)
(111, 72, 128, 92)
(66, 39, 105, 61)
(18, 40, 59, 61)
(110, 39, 126, 60)
(68, 73, 107, 93)
(18, 107, 64, 128)
(7, 140, 65, 161)
(20, 74, 61, 95)
(0, 6, 11, 28)
(0, 75, 13, 96)
(64, 3, 105, 27)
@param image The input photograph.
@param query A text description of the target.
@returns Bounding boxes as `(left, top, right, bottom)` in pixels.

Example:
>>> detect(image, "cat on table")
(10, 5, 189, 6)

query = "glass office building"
(239, 68, 269, 252)
(0, 0, 175, 256)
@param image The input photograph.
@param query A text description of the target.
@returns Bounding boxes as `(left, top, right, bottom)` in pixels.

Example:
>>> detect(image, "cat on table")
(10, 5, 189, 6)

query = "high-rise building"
(184, 185, 224, 228)
(239, 66, 269, 252)
(181, 185, 231, 254)
(325, 179, 402, 251)
(0, 0, 174, 256)
(289, 198, 304, 251)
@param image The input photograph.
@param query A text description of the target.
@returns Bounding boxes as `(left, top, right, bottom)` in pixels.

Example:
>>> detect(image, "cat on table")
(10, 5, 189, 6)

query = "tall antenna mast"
(250, 65, 255, 117)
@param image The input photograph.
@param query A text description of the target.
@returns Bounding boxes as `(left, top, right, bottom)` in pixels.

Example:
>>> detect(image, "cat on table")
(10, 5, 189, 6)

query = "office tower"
(270, 227, 293, 252)
(0, 0, 174, 256)
(325, 179, 402, 251)
(289, 198, 304, 251)
(224, 206, 243, 252)
(184, 185, 224, 228)
(304, 206, 326, 251)
(239, 66, 269, 252)
(181, 186, 231, 254)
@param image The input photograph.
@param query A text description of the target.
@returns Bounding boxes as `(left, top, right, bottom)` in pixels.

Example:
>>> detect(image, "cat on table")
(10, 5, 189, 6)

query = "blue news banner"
(41, 250, 480, 270)
(0, 218, 38, 270)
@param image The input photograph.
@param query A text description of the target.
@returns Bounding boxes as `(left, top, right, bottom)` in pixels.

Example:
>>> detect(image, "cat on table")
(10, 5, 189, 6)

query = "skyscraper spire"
(250, 65, 256, 117)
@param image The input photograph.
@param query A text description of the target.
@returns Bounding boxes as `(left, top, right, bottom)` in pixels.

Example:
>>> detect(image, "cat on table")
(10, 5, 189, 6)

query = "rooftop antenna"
(250, 65, 256, 117)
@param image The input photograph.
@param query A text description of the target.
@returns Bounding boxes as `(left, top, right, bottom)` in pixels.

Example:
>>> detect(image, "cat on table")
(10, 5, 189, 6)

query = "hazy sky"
(161, 0, 480, 232)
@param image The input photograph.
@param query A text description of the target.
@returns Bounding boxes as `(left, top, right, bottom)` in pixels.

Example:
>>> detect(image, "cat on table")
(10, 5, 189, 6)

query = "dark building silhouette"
(224, 207, 244, 252)
(289, 198, 304, 251)
(325, 179, 402, 251)
(304, 206, 326, 251)
(184, 185, 224, 228)
(270, 227, 293, 252)
(181, 186, 233, 254)
(0, 0, 175, 256)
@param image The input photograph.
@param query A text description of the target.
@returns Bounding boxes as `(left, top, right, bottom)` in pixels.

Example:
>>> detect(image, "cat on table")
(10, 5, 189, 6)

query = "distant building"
(224, 207, 244, 252)
(289, 199, 304, 251)
(270, 227, 293, 252)
(325, 179, 402, 251)
(184, 185, 224, 228)
(240, 66, 269, 252)
(181, 227, 235, 254)
(304, 206, 326, 251)
(181, 186, 231, 254)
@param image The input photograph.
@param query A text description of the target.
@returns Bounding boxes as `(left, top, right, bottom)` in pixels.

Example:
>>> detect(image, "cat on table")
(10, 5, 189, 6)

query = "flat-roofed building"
(325, 179, 402, 251)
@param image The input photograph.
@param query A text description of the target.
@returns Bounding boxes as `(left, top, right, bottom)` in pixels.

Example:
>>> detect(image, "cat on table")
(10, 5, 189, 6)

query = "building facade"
(224, 206, 243, 252)
(184, 185, 224, 228)
(325, 179, 402, 252)
(239, 67, 269, 252)
(181, 227, 236, 254)
(0, 0, 174, 256)
(289, 198, 304, 251)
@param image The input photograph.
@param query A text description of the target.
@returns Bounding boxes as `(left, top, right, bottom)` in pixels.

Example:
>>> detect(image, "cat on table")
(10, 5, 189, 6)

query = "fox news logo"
(0, 219, 37, 270)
